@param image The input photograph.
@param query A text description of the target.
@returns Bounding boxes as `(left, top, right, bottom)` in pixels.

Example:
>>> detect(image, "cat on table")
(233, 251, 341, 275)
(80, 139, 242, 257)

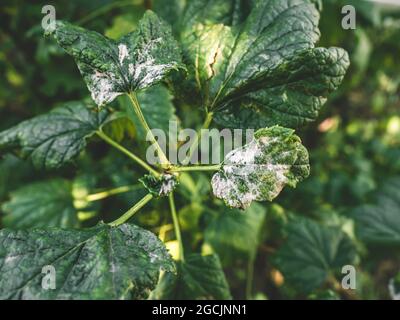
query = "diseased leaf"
(273, 217, 357, 293)
(0, 101, 118, 170)
(47, 11, 183, 106)
(0, 223, 174, 300)
(352, 178, 400, 245)
(179, 0, 349, 129)
(211, 126, 310, 209)
(2, 179, 79, 229)
(139, 174, 179, 197)
(150, 254, 231, 300)
(204, 203, 266, 264)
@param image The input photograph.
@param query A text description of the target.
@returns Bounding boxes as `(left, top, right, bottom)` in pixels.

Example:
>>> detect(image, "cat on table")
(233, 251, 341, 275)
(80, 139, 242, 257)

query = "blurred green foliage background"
(0, 0, 399, 300)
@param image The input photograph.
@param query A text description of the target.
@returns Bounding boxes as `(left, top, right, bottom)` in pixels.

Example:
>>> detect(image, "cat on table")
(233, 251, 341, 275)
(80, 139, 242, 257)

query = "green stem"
(86, 185, 141, 202)
(171, 164, 221, 173)
(245, 252, 256, 300)
(109, 194, 153, 227)
(76, 0, 134, 25)
(169, 192, 184, 261)
(96, 130, 160, 178)
(127, 92, 171, 169)
(181, 112, 214, 165)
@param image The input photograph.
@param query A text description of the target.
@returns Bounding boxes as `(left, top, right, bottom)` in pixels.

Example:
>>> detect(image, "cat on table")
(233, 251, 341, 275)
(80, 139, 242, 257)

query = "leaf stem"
(245, 252, 256, 300)
(168, 192, 185, 261)
(96, 130, 161, 178)
(170, 164, 221, 173)
(76, 0, 135, 25)
(109, 194, 153, 227)
(181, 111, 214, 165)
(127, 92, 171, 169)
(86, 185, 141, 202)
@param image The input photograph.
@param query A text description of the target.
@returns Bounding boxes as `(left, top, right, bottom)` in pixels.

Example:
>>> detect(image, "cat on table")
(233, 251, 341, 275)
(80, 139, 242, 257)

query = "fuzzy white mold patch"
(211, 132, 303, 209)
(89, 71, 123, 106)
(118, 44, 129, 64)
(158, 174, 177, 196)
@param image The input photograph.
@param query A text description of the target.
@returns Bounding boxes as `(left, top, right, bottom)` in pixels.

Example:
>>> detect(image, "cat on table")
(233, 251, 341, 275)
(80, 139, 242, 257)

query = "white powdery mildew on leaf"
(118, 44, 129, 64)
(130, 58, 175, 89)
(211, 127, 309, 209)
(158, 174, 177, 197)
(89, 71, 123, 106)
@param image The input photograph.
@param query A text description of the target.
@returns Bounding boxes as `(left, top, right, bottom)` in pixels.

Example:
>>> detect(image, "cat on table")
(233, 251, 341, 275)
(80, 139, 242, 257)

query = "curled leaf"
(211, 126, 310, 209)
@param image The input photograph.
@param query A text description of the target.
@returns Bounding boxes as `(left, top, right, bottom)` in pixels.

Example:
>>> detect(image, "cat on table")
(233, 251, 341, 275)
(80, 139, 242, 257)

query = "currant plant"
(0, 0, 350, 299)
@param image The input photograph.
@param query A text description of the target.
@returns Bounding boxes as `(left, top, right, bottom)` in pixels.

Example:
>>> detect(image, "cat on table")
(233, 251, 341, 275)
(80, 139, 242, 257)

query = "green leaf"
(180, 0, 349, 129)
(0, 101, 118, 170)
(211, 126, 310, 209)
(0, 155, 33, 200)
(150, 254, 231, 300)
(139, 174, 179, 197)
(204, 203, 266, 264)
(0, 223, 174, 300)
(2, 179, 79, 229)
(352, 178, 400, 245)
(273, 217, 357, 293)
(47, 11, 183, 106)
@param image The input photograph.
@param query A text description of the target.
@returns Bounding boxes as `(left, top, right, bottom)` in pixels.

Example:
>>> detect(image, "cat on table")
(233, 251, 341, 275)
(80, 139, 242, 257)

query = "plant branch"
(170, 164, 221, 173)
(169, 192, 184, 261)
(86, 185, 141, 202)
(76, 0, 134, 25)
(127, 92, 171, 169)
(245, 252, 256, 300)
(109, 193, 153, 227)
(181, 111, 214, 165)
(96, 130, 160, 177)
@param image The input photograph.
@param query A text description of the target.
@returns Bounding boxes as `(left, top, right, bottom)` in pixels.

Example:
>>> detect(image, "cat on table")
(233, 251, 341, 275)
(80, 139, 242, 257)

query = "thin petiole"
(127, 92, 171, 169)
(76, 0, 134, 25)
(170, 164, 221, 173)
(86, 185, 141, 202)
(108, 193, 153, 227)
(96, 130, 160, 178)
(181, 112, 214, 165)
(169, 192, 185, 261)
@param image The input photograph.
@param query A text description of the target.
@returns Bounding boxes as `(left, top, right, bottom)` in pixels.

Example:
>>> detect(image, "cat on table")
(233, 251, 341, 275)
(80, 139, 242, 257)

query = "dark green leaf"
(180, 0, 349, 129)
(47, 11, 183, 106)
(150, 254, 231, 300)
(204, 203, 266, 264)
(0, 101, 118, 170)
(0, 223, 174, 299)
(212, 126, 310, 209)
(273, 217, 357, 293)
(2, 179, 79, 229)
(352, 178, 400, 245)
